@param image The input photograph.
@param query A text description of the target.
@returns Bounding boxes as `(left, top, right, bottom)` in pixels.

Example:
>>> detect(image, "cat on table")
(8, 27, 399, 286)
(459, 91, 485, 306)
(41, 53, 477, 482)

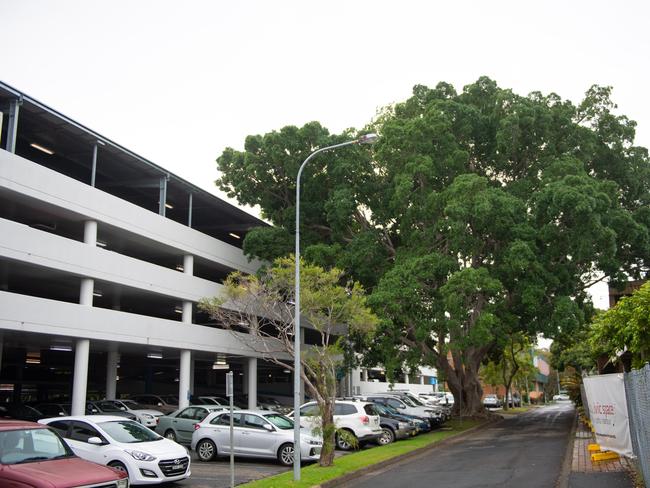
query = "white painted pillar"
(190, 356, 195, 399)
(83, 220, 97, 246)
(362, 368, 369, 382)
(106, 350, 119, 399)
(247, 358, 257, 409)
(404, 373, 410, 384)
(79, 278, 94, 306)
(182, 301, 192, 324)
(178, 350, 191, 409)
(183, 255, 194, 275)
(420, 375, 425, 385)
(71, 339, 90, 415)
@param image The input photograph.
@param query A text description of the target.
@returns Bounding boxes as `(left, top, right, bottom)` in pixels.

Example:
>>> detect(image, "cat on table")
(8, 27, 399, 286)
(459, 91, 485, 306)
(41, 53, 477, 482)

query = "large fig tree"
(216, 77, 649, 415)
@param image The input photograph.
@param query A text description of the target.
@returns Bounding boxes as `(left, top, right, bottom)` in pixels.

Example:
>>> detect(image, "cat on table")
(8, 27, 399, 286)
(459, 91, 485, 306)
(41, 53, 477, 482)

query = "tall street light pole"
(293, 133, 377, 480)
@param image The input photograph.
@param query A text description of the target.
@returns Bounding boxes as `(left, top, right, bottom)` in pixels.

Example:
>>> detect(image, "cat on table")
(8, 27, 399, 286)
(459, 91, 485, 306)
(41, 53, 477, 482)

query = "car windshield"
(97, 402, 122, 412)
(122, 400, 146, 410)
(405, 394, 425, 406)
(264, 414, 293, 430)
(0, 428, 74, 465)
(400, 396, 417, 407)
(372, 403, 389, 415)
(161, 395, 178, 404)
(99, 420, 162, 443)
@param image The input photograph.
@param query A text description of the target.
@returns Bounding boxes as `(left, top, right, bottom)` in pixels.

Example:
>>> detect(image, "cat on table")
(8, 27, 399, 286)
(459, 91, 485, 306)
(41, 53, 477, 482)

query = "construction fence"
(624, 363, 650, 488)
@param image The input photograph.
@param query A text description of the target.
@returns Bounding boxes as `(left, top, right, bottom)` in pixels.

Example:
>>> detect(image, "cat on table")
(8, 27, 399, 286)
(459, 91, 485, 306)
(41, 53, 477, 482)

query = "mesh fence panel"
(625, 364, 650, 488)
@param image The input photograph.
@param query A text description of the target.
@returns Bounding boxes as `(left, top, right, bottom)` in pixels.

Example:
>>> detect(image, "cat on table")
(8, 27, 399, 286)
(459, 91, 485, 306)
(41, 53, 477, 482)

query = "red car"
(0, 419, 129, 488)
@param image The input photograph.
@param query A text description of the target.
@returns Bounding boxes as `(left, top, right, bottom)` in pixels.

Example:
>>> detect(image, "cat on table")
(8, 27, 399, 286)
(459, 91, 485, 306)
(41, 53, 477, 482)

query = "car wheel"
(378, 427, 395, 445)
(277, 443, 294, 466)
(108, 461, 129, 477)
(335, 430, 356, 451)
(196, 439, 217, 462)
(164, 429, 177, 442)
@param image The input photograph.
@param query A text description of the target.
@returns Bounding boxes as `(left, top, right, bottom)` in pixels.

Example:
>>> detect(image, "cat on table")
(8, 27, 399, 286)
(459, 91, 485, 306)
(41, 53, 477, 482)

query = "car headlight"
(116, 479, 129, 488)
(398, 422, 409, 429)
(308, 439, 322, 445)
(125, 449, 156, 462)
(142, 414, 154, 419)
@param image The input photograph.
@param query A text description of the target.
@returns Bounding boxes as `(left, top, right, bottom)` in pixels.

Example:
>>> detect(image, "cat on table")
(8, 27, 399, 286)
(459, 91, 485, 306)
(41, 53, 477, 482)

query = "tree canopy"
(216, 77, 650, 415)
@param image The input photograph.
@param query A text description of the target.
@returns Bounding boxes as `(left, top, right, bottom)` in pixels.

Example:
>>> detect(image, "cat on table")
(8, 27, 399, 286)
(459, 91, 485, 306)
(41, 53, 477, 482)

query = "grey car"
(156, 404, 229, 444)
(191, 410, 322, 466)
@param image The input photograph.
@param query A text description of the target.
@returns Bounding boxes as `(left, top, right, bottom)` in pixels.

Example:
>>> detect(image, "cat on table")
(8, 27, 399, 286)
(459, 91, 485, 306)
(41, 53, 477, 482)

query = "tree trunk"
(318, 399, 336, 467)
(437, 354, 486, 416)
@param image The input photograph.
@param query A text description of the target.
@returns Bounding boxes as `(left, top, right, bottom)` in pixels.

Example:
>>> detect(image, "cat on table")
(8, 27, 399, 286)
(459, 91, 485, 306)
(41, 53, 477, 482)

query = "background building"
(0, 81, 296, 414)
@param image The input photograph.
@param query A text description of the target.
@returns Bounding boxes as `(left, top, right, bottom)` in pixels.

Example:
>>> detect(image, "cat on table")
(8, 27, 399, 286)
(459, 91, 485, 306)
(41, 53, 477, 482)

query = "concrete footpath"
(564, 414, 637, 488)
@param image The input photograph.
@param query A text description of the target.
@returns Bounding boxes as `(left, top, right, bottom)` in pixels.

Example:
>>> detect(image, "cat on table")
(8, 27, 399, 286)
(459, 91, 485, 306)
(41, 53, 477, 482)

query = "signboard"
(226, 371, 233, 397)
(583, 373, 633, 457)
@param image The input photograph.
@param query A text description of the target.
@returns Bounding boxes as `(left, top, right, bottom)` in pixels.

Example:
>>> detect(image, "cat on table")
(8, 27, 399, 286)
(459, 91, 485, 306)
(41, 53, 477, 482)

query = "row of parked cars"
(0, 390, 453, 486)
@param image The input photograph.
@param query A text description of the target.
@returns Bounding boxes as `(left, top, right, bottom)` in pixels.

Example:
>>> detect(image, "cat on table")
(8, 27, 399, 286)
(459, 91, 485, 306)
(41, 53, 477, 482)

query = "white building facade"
(0, 82, 288, 414)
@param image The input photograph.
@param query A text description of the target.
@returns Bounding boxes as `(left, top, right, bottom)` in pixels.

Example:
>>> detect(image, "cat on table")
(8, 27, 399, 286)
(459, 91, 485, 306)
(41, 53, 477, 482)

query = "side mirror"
(87, 437, 104, 445)
(263, 424, 274, 432)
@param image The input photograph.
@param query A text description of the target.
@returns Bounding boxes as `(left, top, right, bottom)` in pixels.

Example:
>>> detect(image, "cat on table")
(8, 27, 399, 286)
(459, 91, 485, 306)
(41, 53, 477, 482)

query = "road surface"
(342, 403, 575, 488)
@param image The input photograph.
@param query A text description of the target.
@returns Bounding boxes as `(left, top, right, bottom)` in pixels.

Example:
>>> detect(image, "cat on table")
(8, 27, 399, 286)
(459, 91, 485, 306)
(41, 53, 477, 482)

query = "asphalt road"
(341, 403, 575, 488)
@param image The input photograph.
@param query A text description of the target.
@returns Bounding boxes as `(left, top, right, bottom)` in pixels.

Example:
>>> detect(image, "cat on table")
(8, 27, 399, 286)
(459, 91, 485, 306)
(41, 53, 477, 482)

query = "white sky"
(1, 0, 644, 316)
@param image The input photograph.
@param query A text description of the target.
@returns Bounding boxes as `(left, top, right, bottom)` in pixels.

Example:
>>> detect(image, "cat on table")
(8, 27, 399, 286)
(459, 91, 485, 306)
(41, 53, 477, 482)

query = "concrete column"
(247, 358, 257, 409)
(178, 350, 191, 409)
(71, 339, 90, 415)
(105, 350, 119, 399)
(182, 301, 192, 324)
(183, 255, 194, 276)
(362, 368, 369, 382)
(190, 356, 195, 399)
(83, 220, 97, 246)
(404, 373, 410, 384)
(420, 375, 425, 385)
(79, 278, 94, 306)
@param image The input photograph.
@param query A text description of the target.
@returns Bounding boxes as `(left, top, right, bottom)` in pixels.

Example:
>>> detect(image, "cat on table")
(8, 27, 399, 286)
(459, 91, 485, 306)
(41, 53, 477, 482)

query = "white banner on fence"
(583, 373, 633, 457)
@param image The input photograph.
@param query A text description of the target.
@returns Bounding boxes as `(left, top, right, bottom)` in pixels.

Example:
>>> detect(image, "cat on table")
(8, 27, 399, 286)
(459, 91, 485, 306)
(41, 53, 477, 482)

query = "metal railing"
(624, 363, 650, 488)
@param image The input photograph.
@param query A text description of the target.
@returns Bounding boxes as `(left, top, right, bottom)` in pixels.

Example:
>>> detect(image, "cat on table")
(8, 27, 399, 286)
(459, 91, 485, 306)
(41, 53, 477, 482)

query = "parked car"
(506, 393, 522, 407)
(374, 410, 415, 445)
(420, 391, 454, 406)
(359, 394, 442, 428)
(553, 393, 571, 402)
(191, 395, 230, 406)
(128, 394, 178, 415)
(371, 402, 422, 435)
(1, 403, 44, 422)
(483, 394, 502, 408)
(40, 415, 190, 485)
(191, 409, 322, 466)
(0, 419, 129, 488)
(156, 404, 230, 443)
(291, 400, 382, 450)
(386, 391, 447, 422)
(97, 399, 163, 428)
(87, 401, 137, 421)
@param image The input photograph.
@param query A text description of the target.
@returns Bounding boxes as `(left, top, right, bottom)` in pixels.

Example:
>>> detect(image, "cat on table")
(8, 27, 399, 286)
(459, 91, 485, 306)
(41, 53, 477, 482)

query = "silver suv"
(293, 400, 382, 450)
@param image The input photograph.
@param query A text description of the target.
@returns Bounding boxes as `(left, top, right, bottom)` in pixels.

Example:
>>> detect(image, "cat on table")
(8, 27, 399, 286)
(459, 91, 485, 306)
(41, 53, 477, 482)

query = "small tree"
(199, 256, 377, 467)
(590, 281, 650, 370)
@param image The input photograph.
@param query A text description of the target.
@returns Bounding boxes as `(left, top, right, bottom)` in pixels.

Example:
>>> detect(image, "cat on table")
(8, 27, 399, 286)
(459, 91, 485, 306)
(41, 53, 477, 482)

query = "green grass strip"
(239, 419, 482, 488)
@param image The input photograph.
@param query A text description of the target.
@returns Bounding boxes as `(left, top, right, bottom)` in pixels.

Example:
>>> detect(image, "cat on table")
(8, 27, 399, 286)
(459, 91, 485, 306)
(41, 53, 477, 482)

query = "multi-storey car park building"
(0, 81, 296, 415)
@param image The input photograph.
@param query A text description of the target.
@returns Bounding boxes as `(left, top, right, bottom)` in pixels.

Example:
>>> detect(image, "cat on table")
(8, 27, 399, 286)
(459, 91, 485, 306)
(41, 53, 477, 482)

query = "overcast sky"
(3, 0, 646, 310)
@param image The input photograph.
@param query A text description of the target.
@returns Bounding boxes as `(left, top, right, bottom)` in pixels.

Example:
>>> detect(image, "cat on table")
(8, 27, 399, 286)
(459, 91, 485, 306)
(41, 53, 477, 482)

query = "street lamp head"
(356, 133, 379, 145)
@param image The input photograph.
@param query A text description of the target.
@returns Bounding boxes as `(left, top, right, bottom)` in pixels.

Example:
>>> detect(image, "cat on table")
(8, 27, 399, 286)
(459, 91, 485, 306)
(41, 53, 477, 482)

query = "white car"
(40, 415, 190, 485)
(553, 393, 571, 401)
(98, 399, 164, 428)
(191, 409, 322, 466)
(360, 394, 442, 427)
(292, 400, 382, 450)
